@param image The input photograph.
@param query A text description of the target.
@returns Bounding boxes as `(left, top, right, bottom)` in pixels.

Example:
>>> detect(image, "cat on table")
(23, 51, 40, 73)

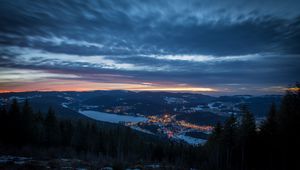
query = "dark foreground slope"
(0, 99, 204, 169)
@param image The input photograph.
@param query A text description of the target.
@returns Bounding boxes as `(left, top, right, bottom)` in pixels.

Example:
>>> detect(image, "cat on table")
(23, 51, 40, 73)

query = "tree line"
(202, 83, 300, 170)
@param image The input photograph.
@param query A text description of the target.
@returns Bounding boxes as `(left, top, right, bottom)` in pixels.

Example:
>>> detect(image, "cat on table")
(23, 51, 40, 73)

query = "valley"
(0, 90, 281, 145)
(0, 91, 281, 145)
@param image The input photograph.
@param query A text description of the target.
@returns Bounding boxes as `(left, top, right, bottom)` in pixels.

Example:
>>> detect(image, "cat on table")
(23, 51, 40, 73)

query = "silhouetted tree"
(60, 120, 73, 147)
(259, 102, 279, 170)
(221, 114, 238, 169)
(21, 99, 34, 144)
(33, 110, 45, 145)
(276, 83, 300, 170)
(44, 107, 60, 146)
(205, 122, 223, 169)
(0, 107, 8, 144)
(8, 99, 22, 145)
(239, 106, 256, 170)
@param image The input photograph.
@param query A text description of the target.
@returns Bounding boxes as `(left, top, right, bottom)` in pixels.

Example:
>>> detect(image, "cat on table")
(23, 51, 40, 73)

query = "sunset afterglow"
(0, 78, 217, 93)
(0, 0, 299, 94)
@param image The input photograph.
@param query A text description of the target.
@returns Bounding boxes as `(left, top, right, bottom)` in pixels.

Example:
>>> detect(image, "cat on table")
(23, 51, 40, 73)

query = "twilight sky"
(0, 0, 299, 95)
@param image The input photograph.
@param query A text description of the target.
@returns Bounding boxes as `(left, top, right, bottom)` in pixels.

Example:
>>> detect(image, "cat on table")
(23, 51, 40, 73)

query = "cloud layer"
(0, 0, 300, 94)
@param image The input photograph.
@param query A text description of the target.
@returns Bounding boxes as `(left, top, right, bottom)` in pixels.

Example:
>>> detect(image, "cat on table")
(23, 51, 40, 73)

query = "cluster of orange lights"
(148, 114, 173, 124)
(177, 120, 213, 132)
(147, 114, 213, 132)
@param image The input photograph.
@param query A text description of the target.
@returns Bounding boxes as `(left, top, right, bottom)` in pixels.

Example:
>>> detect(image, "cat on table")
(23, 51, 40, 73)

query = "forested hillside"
(0, 99, 203, 169)
(203, 83, 300, 170)
(0, 84, 299, 169)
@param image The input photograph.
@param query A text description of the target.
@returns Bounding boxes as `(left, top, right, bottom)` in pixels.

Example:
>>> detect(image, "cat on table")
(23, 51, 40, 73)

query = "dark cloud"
(1, 0, 300, 55)
(0, 0, 300, 94)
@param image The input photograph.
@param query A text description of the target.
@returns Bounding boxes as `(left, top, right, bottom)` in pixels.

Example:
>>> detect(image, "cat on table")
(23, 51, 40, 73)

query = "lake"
(78, 110, 148, 123)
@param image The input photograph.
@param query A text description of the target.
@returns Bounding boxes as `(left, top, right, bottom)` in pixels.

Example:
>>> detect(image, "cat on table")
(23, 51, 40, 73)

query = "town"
(125, 114, 213, 145)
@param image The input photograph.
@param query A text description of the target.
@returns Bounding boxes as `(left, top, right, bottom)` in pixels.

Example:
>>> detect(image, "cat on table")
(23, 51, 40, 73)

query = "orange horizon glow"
(287, 87, 300, 92)
(0, 79, 218, 93)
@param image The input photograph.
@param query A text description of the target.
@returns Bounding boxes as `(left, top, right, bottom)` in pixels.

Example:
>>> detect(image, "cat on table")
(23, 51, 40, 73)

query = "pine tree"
(8, 99, 22, 145)
(239, 105, 256, 170)
(210, 122, 222, 141)
(21, 99, 34, 144)
(277, 83, 300, 169)
(239, 105, 256, 141)
(260, 103, 277, 136)
(221, 114, 238, 169)
(206, 122, 223, 169)
(259, 103, 279, 170)
(45, 107, 60, 146)
(0, 107, 8, 143)
(71, 120, 87, 151)
(32, 110, 45, 145)
(60, 120, 73, 147)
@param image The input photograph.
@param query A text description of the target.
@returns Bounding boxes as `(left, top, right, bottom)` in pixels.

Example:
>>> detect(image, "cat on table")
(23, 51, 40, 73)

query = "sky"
(0, 0, 299, 95)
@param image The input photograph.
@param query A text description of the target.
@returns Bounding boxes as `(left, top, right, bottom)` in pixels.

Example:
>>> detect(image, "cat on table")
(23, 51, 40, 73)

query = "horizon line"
(0, 89, 284, 97)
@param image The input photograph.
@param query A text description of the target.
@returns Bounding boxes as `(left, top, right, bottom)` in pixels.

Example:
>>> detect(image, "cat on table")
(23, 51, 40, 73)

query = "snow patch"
(79, 110, 148, 123)
(164, 97, 187, 104)
(174, 134, 207, 145)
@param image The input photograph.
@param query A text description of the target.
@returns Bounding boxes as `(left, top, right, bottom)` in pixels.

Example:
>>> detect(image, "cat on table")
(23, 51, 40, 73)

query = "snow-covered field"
(79, 110, 148, 123)
(0, 155, 32, 165)
(174, 134, 207, 145)
(164, 97, 187, 104)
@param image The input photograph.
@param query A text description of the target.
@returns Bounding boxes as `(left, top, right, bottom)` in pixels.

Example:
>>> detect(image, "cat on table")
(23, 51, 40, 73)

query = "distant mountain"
(0, 91, 282, 120)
